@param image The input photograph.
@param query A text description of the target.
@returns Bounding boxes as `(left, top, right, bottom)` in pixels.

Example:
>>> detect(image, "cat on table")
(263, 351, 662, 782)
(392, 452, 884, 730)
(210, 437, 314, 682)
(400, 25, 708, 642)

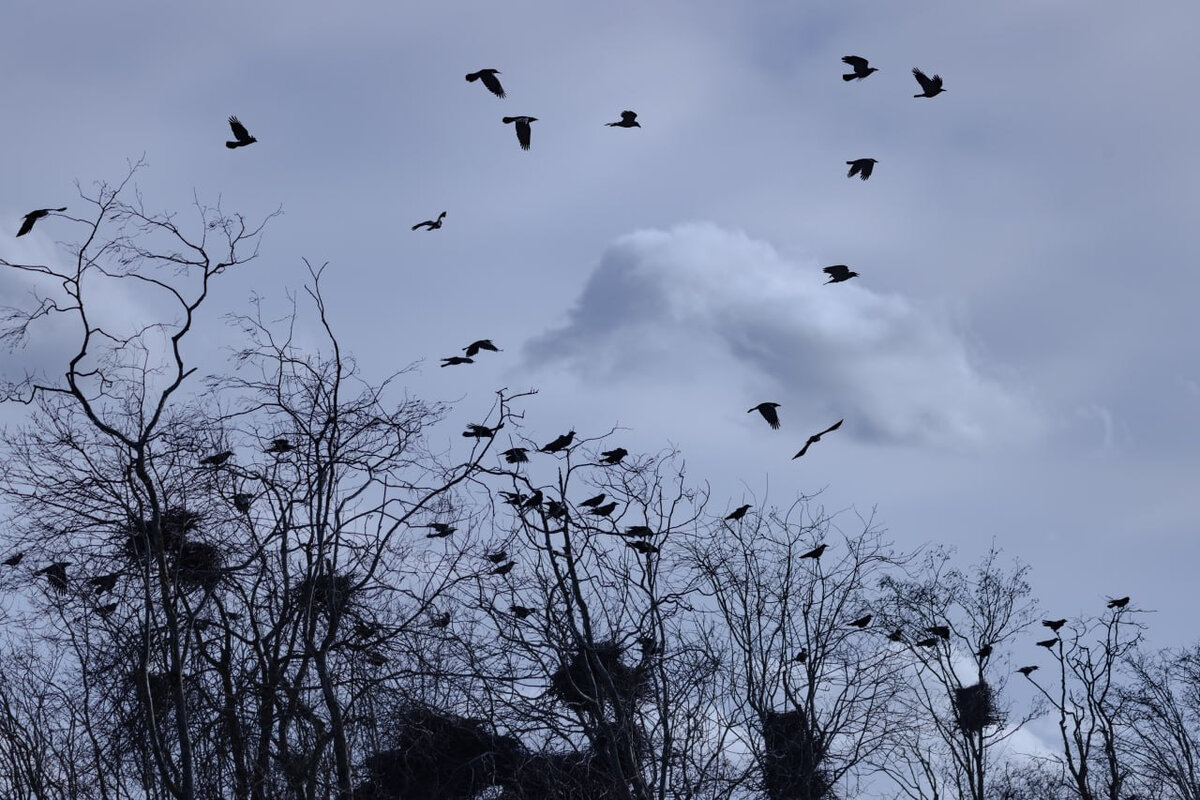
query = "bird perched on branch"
(233, 493, 254, 513)
(600, 447, 628, 464)
(499, 491, 527, 506)
(502, 116, 538, 150)
(2, 552, 24, 567)
(521, 490, 544, 510)
(725, 504, 751, 521)
(464, 339, 500, 357)
(841, 55, 878, 81)
(748, 402, 781, 429)
(90, 573, 120, 595)
(1107, 596, 1130, 609)
(1042, 618, 1067, 631)
(627, 540, 659, 555)
(1017, 665, 1039, 677)
(977, 643, 993, 658)
(501, 448, 529, 464)
(440, 356, 474, 367)
(226, 116, 257, 148)
(793, 420, 844, 459)
(17, 207, 67, 237)
(625, 525, 654, 538)
(485, 550, 508, 564)
(463, 423, 500, 439)
(847, 614, 872, 629)
(466, 68, 505, 98)
(423, 523, 456, 538)
(579, 493, 606, 507)
(605, 110, 640, 128)
(545, 499, 567, 519)
(264, 438, 293, 454)
(798, 543, 827, 560)
(887, 629, 905, 643)
(589, 501, 618, 517)
(927, 625, 951, 640)
(846, 158, 877, 180)
(510, 605, 534, 619)
(912, 68, 946, 98)
(490, 561, 516, 576)
(823, 265, 859, 284)
(200, 450, 234, 467)
(412, 212, 447, 232)
(540, 430, 575, 453)
(1036, 637, 1059, 649)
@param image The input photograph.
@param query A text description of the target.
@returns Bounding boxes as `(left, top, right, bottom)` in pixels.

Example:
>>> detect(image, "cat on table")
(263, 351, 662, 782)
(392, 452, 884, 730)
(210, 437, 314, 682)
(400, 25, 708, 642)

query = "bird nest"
(760, 708, 834, 800)
(122, 508, 202, 560)
(547, 640, 649, 715)
(292, 571, 356, 617)
(173, 540, 224, 590)
(954, 681, 1002, 734)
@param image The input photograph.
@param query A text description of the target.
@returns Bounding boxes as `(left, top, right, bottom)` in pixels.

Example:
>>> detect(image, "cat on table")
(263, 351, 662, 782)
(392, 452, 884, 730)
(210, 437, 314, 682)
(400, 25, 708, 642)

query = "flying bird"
(1017, 665, 1039, 677)
(463, 423, 499, 439)
(725, 504, 751, 521)
(927, 625, 951, 640)
(600, 448, 628, 464)
(847, 614, 873, 629)
(792, 419, 844, 459)
(233, 493, 254, 513)
(541, 430, 575, 453)
(1042, 618, 1067, 631)
(464, 339, 501, 357)
(490, 561, 516, 576)
(412, 212, 447, 232)
(440, 356, 474, 367)
(1107, 596, 1130, 609)
(200, 450, 234, 467)
(579, 493, 606, 507)
(34, 562, 70, 594)
(748, 402, 781, 429)
(17, 207, 67, 237)
(605, 110, 640, 128)
(798, 543, 827, 560)
(502, 116, 538, 150)
(841, 55, 878, 81)
(226, 116, 257, 148)
(2, 552, 24, 567)
(912, 68, 946, 98)
(423, 523, 457, 538)
(90, 573, 120, 595)
(466, 68, 505, 98)
(264, 438, 293, 454)
(846, 158, 877, 180)
(501, 447, 529, 464)
(589, 501, 618, 517)
(1036, 637, 1059, 649)
(626, 540, 659, 555)
(914, 637, 940, 648)
(823, 265, 859, 284)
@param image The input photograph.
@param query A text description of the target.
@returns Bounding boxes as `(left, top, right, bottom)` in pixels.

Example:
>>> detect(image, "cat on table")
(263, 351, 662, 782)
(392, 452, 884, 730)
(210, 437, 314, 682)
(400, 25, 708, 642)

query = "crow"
(412, 211, 447, 232)
(977, 643, 994, 658)
(499, 491, 527, 506)
(793, 649, 808, 664)
(501, 447, 529, 464)
(2, 552, 23, 567)
(848, 614, 872, 629)
(464, 339, 501, 357)
(748, 402, 781, 429)
(510, 605, 534, 619)
(589, 501, 618, 517)
(96, 602, 119, 618)
(226, 116, 257, 148)
(725, 504, 751, 521)
(793, 419, 844, 459)
(233, 493, 254, 513)
(627, 540, 659, 555)
(1107, 596, 1130, 609)
(90, 573, 120, 595)
(887, 629, 905, 643)
(521, 490, 544, 509)
(34, 562, 70, 594)
(927, 625, 951, 640)
(502, 116, 538, 150)
(600, 447, 628, 464)
(579, 493, 607, 507)
(798, 543, 827, 560)
(466, 68, 505, 98)
(1017, 665, 1039, 677)
(429, 612, 451, 629)
(914, 637, 940, 648)
(846, 158, 877, 180)
(1036, 637, 1059, 649)
(490, 561, 516, 576)
(17, 207, 67, 237)
(545, 499, 567, 518)
(423, 523, 457, 538)
(463, 423, 499, 439)
(441, 356, 474, 367)
(625, 525, 654, 538)
(606, 110, 640, 128)
(912, 68, 946, 98)
(1042, 618, 1067, 632)
(264, 438, 293, 454)
(842, 55, 878, 81)
(200, 450, 234, 467)
(823, 265, 859, 284)
(485, 550, 508, 564)
(541, 430, 575, 453)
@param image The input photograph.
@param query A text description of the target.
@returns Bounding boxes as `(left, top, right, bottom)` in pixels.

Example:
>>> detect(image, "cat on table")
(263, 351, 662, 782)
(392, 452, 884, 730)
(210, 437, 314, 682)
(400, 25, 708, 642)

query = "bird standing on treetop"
(502, 116, 538, 150)
(793, 420, 844, 459)
(466, 69, 505, 98)
(823, 265, 859, 284)
(605, 110, 640, 128)
(412, 212, 447, 232)
(463, 339, 501, 357)
(748, 402, 781, 429)
(912, 68, 946, 98)
(226, 116, 257, 148)
(1017, 665, 1039, 677)
(798, 543, 827, 560)
(725, 504, 751, 521)
(600, 447, 628, 464)
(540, 430, 575, 453)
(1042, 618, 1067, 631)
(846, 159, 877, 180)
(847, 614, 872, 628)
(841, 55, 878, 81)
(17, 207, 67, 237)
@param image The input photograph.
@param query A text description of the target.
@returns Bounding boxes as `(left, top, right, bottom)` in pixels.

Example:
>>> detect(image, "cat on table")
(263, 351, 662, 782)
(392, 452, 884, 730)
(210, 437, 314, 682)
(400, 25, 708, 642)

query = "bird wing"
(412, 220, 432, 231)
(912, 68, 934, 92)
(842, 55, 868, 70)
(481, 72, 506, 98)
(823, 265, 849, 279)
(762, 406, 780, 429)
(17, 214, 37, 236)
(819, 419, 844, 437)
(228, 116, 250, 141)
(793, 439, 813, 459)
(515, 118, 532, 150)
(621, 110, 637, 123)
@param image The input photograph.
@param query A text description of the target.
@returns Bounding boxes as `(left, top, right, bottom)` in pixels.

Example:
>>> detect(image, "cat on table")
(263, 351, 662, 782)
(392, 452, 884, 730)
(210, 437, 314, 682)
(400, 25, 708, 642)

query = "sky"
(2, 0, 1199, 752)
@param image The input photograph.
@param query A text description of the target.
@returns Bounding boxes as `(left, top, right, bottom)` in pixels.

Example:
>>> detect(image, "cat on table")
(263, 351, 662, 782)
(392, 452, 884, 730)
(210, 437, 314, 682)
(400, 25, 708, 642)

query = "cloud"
(525, 224, 1041, 450)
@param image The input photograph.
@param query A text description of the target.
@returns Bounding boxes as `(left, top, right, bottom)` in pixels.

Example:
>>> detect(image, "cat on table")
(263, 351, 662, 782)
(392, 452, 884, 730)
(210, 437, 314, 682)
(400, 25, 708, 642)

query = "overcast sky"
(3, 0, 1199, 748)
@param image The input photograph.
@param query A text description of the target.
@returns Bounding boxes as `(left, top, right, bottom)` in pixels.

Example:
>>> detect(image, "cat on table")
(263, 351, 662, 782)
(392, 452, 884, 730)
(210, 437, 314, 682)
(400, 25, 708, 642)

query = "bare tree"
(1121, 645, 1200, 800)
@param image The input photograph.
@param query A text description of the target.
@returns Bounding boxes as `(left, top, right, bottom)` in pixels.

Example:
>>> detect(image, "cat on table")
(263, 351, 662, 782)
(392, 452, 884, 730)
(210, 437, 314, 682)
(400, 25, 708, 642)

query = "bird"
(580, 493, 607, 508)
(233, 493, 254, 513)
(914, 637, 940, 648)
(364, 652, 389, 667)
(725, 504, 751, 521)
(823, 265, 859, 284)
(545, 500, 567, 519)
(1107, 596, 1130, 609)
(226, 116, 257, 148)
(354, 622, 379, 640)
(912, 68, 946, 98)
(626, 540, 659, 555)
(485, 550, 508, 564)
(502, 116, 538, 150)
(541, 430, 575, 453)
(2, 552, 24, 567)
(510, 605, 534, 619)
(200, 450, 234, 467)
(1017, 665, 1039, 677)
(841, 55, 878, 81)
(17, 207, 67, 237)
(521, 490, 544, 509)
(1042, 618, 1067, 632)
(625, 525, 654, 538)
(846, 158, 877, 180)
(423, 523, 456, 538)
(264, 438, 293, 454)
(798, 543, 827, 560)
(793, 649, 808, 664)
(429, 612, 451, 629)
(793, 420, 844, 459)
(499, 491, 527, 506)
(34, 562, 70, 594)
(465, 68, 505, 98)
(605, 110, 640, 128)
(600, 447, 628, 464)
(440, 356, 474, 367)
(589, 501, 618, 517)
(747, 402, 781, 429)
(463, 423, 499, 439)
(412, 211, 447, 232)
(887, 629, 905, 643)
(490, 561, 516, 576)
(501, 448, 529, 464)
(927, 625, 951, 640)
(1036, 637, 1059, 649)
(977, 643, 994, 658)
(90, 573, 120, 595)
(463, 339, 501, 357)
(848, 614, 872, 629)
(96, 602, 119, 618)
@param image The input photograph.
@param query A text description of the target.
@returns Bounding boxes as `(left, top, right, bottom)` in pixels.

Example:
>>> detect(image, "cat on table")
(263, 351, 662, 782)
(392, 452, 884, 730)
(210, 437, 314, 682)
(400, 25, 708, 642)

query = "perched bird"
(96, 602, 119, 618)
(625, 525, 654, 538)
(579, 493, 607, 508)
(90, 573, 120, 595)
(490, 561, 516, 576)
(626, 540, 659, 555)
(465, 68, 505, 98)
(463, 423, 499, 439)
(541, 430, 575, 453)
(510, 605, 534, 619)
(429, 612, 452, 629)
(1107, 596, 1130, 609)
(226, 116, 257, 148)
(441, 356, 474, 367)
(589, 501, 618, 517)
(977, 643, 994, 658)
(748, 402, 782, 429)
(600, 447, 628, 464)
(912, 68, 946, 98)
(35, 562, 70, 594)
(1042, 618, 1067, 632)
(464, 339, 501, 357)
(1036, 637, 1059, 649)
(605, 110, 640, 128)
(914, 637, 940, 648)
(887, 629, 905, 643)
(846, 158, 878, 180)
(501, 447, 529, 464)
(1017, 665, 1039, 677)
(499, 491, 527, 506)
(725, 504, 751, 521)
(264, 438, 293, 454)
(364, 652, 389, 667)
(521, 490, 544, 509)
(412, 212, 447, 232)
(793, 420, 844, 459)
(545, 499, 567, 519)
(200, 450, 234, 467)
(842, 55, 878, 81)
(485, 550, 508, 564)
(798, 543, 827, 560)
(847, 614, 873, 629)
(823, 265, 859, 284)
(233, 493, 254, 513)
(927, 625, 951, 640)
(17, 207, 67, 237)
(423, 523, 457, 538)
(354, 622, 379, 639)
(793, 649, 808, 664)
(2, 552, 24, 567)
(502, 116, 538, 150)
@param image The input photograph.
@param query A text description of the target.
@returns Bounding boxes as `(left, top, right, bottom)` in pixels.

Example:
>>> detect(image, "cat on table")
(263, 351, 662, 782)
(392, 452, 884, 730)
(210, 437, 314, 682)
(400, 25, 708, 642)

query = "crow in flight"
(466, 68, 505, 98)
(823, 265, 859, 284)
(846, 158, 877, 180)
(17, 207, 67, 237)
(464, 339, 500, 357)
(502, 116, 538, 150)
(423, 523, 457, 538)
(927, 625, 951, 640)
(541, 430, 575, 453)
(35, 562, 70, 594)
(580, 493, 606, 507)
(748, 402, 781, 429)
(2, 552, 23, 567)
(1107, 596, 1130, 609)
(463, 423, 499, 439)
(441, 356, 474, 367)
(600, 447, 628, 464)
(912, 68, 946, 98)
(265, 438, 293, 454)
(200, 450, 234, 467)
(793, 419, 844, 459)
(1036, 637, 1059, 649)
(501, 447, 529, 464)
(606, 110, 640, 128)
(226, 116, 257, 148)
(90, 573, 120, 595)
(914, 637, 940, 648)
(798, 543, 827, 560)
(842, 55, 878, 81)
(848, 614, 872, 629)
(590, 501, 618, 517)
(627, 540, 659, 555)
(412, 212, 447, 231)
(725, 504, 751, 521)
(1042, 618, 1067, 631)
(490, 561, 516, 576)
(1017, 665, 1039, 677)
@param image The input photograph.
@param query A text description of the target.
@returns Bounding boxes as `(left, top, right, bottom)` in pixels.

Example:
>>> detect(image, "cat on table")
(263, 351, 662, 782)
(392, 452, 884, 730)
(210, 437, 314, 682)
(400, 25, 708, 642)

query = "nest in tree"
(954, 681, 1002, 733)
(122, 508, 202, 559)
(292, 571, 356, 618)
(760, 708, 834, 800)
(502, 747, 629, 800)
(547, 640, 648, 715)
(174, 540, 224, 589)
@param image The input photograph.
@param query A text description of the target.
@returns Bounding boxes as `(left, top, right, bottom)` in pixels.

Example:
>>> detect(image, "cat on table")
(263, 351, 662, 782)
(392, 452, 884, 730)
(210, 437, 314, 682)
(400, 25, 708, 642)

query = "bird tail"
(842, 73, 856, 81)
(226, 141, 240, 148)
(466, 73, 479, 82)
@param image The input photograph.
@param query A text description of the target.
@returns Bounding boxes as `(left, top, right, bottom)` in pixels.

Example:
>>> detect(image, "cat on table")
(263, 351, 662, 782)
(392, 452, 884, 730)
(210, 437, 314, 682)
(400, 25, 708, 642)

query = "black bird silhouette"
(1107, 596, 1130, 609)
(541, 430, 575, 453)
(606, 110, 640, 128)
(823, 265, 859, 284)
(590, 501, 618, 517)
(625, 525, 654, 538)
(1017, 665, 1039, 677)
(412, 211, 447, 231)
(430, 611, 451, 628)
(887, 629, 905, 643)
(96, 602, 119, 618)
(354, 623, 379, 639)
(441, 356, 474, 367)
(600, 447, 628, 464)
(264, 438, 293, 454)
(466, 68, 505, 98)
(725, 504, 751, 521)
(502, 116, 538, 150)
(842, 55, 878, 81)
(1042, 618, 1067, 631)
(501, 447, 529, 464)
(490, 561, 516, 576)
(846, 158, 877, 180)
(3, 552, 23, 567)
(521, 490, 544, 509)
(627, 540, 659, 555)
(1036, 637, 1059, 649)
(914, 637, 940, 648)
(464, 339, 501, 357)
(90, 573, 120, 595)
(580, 493, 607, 507)
(510, 604, 534, 619)
(17, 207, 67, 237)
(977, 643, 994, 658)
(423, 523, 456, 538)
(35, 562, 70, 594)
(912, 68, 946, 98)
(463, 423, 499, 439)
(545, 499, 567, 519)
(233, 493, 254, 513)
(927, 625, 951, 640)
(226, 116, 257, 148)
(793, 419, 844, 459)
(793, 649, 808, 664)
(748, 402, 781, 429)
(485, 550, 508, 563)
(200, 450, 234, 467)
(499, 491, 527, 506)
(848, 614, 872, 629)
(364, 651, 389, 667)
(798, 543, 827, 560)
